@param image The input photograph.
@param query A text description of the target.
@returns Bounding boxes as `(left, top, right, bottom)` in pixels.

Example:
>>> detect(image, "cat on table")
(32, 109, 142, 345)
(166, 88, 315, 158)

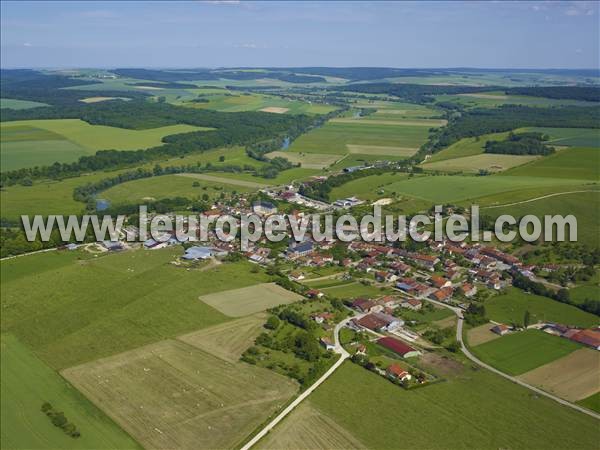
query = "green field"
(102, 173, 255, 205)
(0, 247, 272, 369)
(422, 153, 539, 173)
(0, 98, 49, 109)
(370, 174, 586, 204)
(270, 362, 600, 449)
(577, 392, 600, 414)
(471, 330, 581, 375)
(319, 282, 391, 299)
(485, 288, 599, 329)
(1, 334, 140, 450)
(426, 132, 510, 163)
(181, 91, 336, 114)
(435, 92, 598, 109)
(521, 127, 600, 148)
(289, 121, 432, 155)
(503, 147, 600, 181)
(1, 119, 209, 170)
(329, 172, 409, 201)
(483, 190, 600, 247)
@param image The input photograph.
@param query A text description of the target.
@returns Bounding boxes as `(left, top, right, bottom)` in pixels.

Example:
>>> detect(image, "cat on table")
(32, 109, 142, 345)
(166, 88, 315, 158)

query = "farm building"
(570, 329, 600, 350)
(491, 324, 510, 336)
(377, 337, 421, 358)
(181, 246, 224, 260)
(253, 200, 278, 215)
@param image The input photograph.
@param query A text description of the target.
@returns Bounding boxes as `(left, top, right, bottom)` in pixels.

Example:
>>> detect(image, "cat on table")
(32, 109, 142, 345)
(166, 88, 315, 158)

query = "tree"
(265, 316, 281, 330)
(219, 155, 225, 162)
(523, 310, 531, 328)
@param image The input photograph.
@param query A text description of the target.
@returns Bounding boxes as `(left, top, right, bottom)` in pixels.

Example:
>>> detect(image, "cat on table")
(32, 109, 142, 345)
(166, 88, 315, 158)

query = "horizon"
(2, 1, 599, 69)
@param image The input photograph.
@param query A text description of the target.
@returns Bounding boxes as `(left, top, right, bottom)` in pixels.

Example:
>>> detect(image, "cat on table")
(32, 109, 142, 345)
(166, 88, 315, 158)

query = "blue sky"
(1, 1, 598, 69)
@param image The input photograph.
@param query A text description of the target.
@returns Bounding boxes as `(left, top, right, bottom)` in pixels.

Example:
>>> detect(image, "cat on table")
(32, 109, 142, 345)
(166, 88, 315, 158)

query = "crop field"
(320, 282, 392, 299)
(350, 101, 439, 118)
(330, 153, 409, 170)
(504, 147, 599, 181)
(1, 98, 49, 109)
(182, 92, 336, 114)
(62, 339, 297, 450)
(422, 153, 539, 173)
(330, 117, 446, 127)
(471, 329, 581, 376)
(373, 174, 586, 204)
(434, 92, 597, 108)
(484, 288, 599, 329)
(425, 132, 510, 163)
(578, 393, 600, 413)
(1, 334, 140, 450)
(200, 167, 321, 185)
(265, 151, 341, 169)
(346, 144, 418, 156)
(178, 314, 267, 363)
(520, 127, 600, 148)
(257, 401, 364, 450)
(328, 172, 409, 201)
(199, 282, 303, 317)
(0, 119, 209, 170)
(0, 247, 272, 369)
(518, 349, 600, 402)
(102, 174, 254, 204)
(289, 121, 433, 155)
(265, 361, 600, 449)
(79, 96, 130, 103)
(466, 323, 502, 346)
(483, 190, 600, 247)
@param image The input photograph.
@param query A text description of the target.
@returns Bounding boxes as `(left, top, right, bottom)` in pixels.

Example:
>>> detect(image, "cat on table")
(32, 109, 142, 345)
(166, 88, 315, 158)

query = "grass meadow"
(521, 127, 600, 148)
(484, 288, 599, 329)
(0, 119, 209, 170)
(422, 153, 538, 173)
(0, 247, 271, 369)
(1, 334, 140, 450)
(270, 362, 600, 449)
(503, 147, 599, 181)
(471, 329, 581, 375)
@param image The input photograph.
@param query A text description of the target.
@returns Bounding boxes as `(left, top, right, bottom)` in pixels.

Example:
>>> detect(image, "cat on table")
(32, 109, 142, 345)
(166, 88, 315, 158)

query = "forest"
(484, 132, 555, 156)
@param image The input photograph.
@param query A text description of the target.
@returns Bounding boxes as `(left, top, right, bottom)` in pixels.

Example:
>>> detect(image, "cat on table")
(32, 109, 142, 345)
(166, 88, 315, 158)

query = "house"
(319, 337, 336, 351)
(312, 312, 335, 324)
(429, 287, 453, 303)
(491, 324, 510, 336)
(372, 312, 404, 331)
(396, 278, 418, 294)
(253, 200, 277, 215)
(569, 328, 600, 350)
(307, 289, 324, 299)
(377, 337, 421, 358)
(375, 271, 398, 283)
(386, 364, 412, 382)
(411, 254, 439, 271)
(352, 298, 376, 313)
(430, 275, 451, 289)
(461, 283, 477, 298)
(354, 314, 389, 332)
(288, 271, 306, 281)
(402, 298, 422, 311)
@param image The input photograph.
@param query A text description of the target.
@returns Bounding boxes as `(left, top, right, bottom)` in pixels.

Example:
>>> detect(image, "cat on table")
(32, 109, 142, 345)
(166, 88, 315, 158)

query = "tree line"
(484, 132, 555, 156)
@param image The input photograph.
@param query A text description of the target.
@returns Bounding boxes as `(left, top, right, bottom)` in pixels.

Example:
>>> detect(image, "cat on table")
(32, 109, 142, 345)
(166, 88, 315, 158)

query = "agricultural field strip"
(481, 189, 600, 209)
(176, 173, 270, 188)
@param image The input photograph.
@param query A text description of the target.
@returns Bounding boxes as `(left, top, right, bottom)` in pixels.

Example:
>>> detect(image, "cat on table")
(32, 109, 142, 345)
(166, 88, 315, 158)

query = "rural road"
(424, 297, 600, 421)
(240, 317, 353, 450)
(481, 189, 598, 209)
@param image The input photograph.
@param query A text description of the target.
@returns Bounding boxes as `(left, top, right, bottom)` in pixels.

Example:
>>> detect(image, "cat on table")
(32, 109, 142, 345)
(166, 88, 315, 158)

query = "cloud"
(564, 1, 596, 16)
(23, 42, 32, 47)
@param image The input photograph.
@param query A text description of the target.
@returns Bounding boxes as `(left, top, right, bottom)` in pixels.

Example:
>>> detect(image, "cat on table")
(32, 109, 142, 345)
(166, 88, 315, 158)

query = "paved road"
(424, 297, 600, 421)
(241, 317, 353, 450)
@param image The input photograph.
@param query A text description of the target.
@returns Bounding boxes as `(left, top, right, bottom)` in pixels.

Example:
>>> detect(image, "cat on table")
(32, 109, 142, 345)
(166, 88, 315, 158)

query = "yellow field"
(467, 323, 503, 346)
(260, 107, 289, 114)
(346, 144, 418, 156)
(178, 314, 267, 363)
(257, 401, 364, 450)
(62, 339, 297, 450)
(79, 96, 128, 103)
(199, 282, 304, 317)
(266, 151, 341, 169)
(518, 348, 600, 402)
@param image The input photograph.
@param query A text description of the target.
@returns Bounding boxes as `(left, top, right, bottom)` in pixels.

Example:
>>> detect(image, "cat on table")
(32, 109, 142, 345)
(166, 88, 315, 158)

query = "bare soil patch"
(467, 323, 503, 346)
(260, 107, 289, 114)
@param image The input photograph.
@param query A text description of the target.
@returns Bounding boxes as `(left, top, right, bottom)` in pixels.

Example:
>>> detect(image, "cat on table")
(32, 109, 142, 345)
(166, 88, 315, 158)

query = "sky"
(1, 1, 598, 69)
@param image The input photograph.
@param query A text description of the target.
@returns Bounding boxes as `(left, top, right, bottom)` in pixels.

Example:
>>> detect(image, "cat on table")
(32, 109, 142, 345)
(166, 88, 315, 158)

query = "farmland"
(101, 174, 254, 205)
(0, 247, 272, 369)
(1, 98, 49, 109)
(518, 349, 600, 402)
(578, 393, 600, 414)
(484, 288, 599, 329)
(62, 339, 297, 450)
(264, 361, 600, 449)
(328, 172, 409, 201)
(265, 151, 341, 169)
(466, 323, 503, 346)
(199, 282, 303, 317)
(1, 334, 140, 450)
(521, 127, 600, 148)
(470, 329, 581, 376)
(422, 153, 539, 173)
(503, 147, 600, 181)
(0, 119, 209, 170)
(424, 132, 509, 163)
